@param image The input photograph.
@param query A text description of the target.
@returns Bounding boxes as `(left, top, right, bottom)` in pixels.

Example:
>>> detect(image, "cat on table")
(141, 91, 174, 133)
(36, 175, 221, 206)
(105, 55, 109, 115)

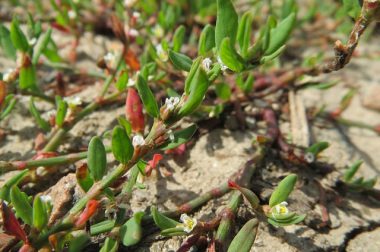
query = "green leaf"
(302, 81, 338, 90)
(237, 12, 253, 58)
(281, 0, 297, 19)
(227, 219, 258, 252)
(184, 57, 202, 94)
(76, 164, 94, 192)
(90, 220, 116, 235)
(10, 17, 29, 52)
(19, 64, 37, 90)
(219, 37, 245, 72)
(33, 195, 48, 230)
(120, 212, 144, 246)
(178, 67, 209, 117)
(136, 160, 147, 176)
(160, 124, 197, 150)
(172, 25, 185, 52)
(136, 74, 160, 118)
(268, 214, 306, 227)
(361, 177, 377, 190)
(100, 237, 118, 252)
(265, 12, 296, 55)
(111, 126, 134, 164)
(215, 83, 231, 101)
(260, 45, 286, 64)
(198, 25, 215, 56)
(343, 0, 361, 19)
(0, 170, 28, 202)
(151, 206, 180, 230)
(306, 141, 329, 157)
(160, 227, 187, 237)
(115, 71, 128, 91)
(343, 160, 363, 182)
(55, 96, 68, 127)
(32, 28, 52, 65)
(29, 98, 50, 132)
(168, 50, 192, 72)
(0, 24, 17, 60)
(68, 234, 90, 252)
(87, 136, 107, 181)
(215, 0, 238, 49)
(10, 186, 33, 226)
(269, 174, 298, 207)
(117, 116, 132, 136)
(0, 95, 17, 120)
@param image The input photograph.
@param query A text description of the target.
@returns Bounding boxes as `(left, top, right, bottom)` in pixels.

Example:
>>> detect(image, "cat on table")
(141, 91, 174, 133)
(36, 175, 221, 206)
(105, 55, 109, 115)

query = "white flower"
(64, 96, 82, 108)
(104, 52, 116, 68)
(271, 201, 289, 220)
(165, 96, 180, 111)
(124, 0, 137, 7)
(217, 56, 229, 72)
(132, 11, 141, 19)
(68, 10, 77, 19)
(132, 135, 145, 147)
(46, 110, 56, 118)
(153, 25, 164, 38)
(156, 44, 168, 62)
(177, 214, 197, 233)
(202, 58, 213, 72)
(129, 28, 139, 37)
(2, 68, 15, 82)
(40, 195, 52, 203)
(127, 78, 136, 87)
(36, 166, 46, 176)
(305, 152, 315, 163)
(28, 37, 37, 46)
(167, 129, 175, 141)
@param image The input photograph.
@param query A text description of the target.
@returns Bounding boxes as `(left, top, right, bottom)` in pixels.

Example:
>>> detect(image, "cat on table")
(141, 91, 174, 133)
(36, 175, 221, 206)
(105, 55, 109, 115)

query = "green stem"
(214, 148, 264, 250)
(20, 90, 55, 104)
(100, 51, 125, 97)
(215, 191, 241, 248)
(42, 61, 106, 79)
(42, 92, 121, 152)
(0, 147, 112, 172)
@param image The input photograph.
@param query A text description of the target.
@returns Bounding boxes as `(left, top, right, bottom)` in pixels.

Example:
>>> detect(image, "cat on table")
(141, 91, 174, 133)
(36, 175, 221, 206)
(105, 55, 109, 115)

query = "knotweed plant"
(0, 0, 379, 251)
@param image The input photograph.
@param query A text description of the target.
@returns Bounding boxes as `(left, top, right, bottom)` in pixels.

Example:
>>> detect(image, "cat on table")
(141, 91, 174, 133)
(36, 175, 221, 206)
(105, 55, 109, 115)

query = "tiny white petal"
(156, 44, 168, 62)
(202, 58, 212, 72)
(40, 195, 52, 203)
(64, 96, 82, 107)
(28, 37, 37, 46)
(68, 10, 77, 19)
(127, 78, 136, 87)
(132, 12, 141, 19)
(305, 153, 315, 163)
(124, 0, 137, 7)
(129, 29, 139, 37)
(153, 25, 164, 38)
(132, 135, 145, 147)
(3, 68, 15, 82)
(217, 56, 229, 71)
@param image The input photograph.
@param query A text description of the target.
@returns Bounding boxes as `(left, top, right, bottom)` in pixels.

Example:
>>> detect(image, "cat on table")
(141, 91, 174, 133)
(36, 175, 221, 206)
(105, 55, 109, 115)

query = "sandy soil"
(1, 11, 380, 252)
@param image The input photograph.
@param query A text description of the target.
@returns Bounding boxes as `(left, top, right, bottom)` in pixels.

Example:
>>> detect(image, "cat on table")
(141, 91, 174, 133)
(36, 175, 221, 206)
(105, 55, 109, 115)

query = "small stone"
(362, 85, 380, 111)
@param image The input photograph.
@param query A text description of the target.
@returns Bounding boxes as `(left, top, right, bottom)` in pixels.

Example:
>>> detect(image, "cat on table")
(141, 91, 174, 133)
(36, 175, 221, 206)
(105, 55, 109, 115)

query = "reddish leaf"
(75, 200, 99, 227)
(125, 88, 145, 133)
(1, 202, 28, 243)
(164, 143, 186, 155)
(0, 81, 6, 106)
(19, 243, 35, 252)
(146, 154, 163, 176)
(124, 49, 140, 72)
(50, 22, 70, 33)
